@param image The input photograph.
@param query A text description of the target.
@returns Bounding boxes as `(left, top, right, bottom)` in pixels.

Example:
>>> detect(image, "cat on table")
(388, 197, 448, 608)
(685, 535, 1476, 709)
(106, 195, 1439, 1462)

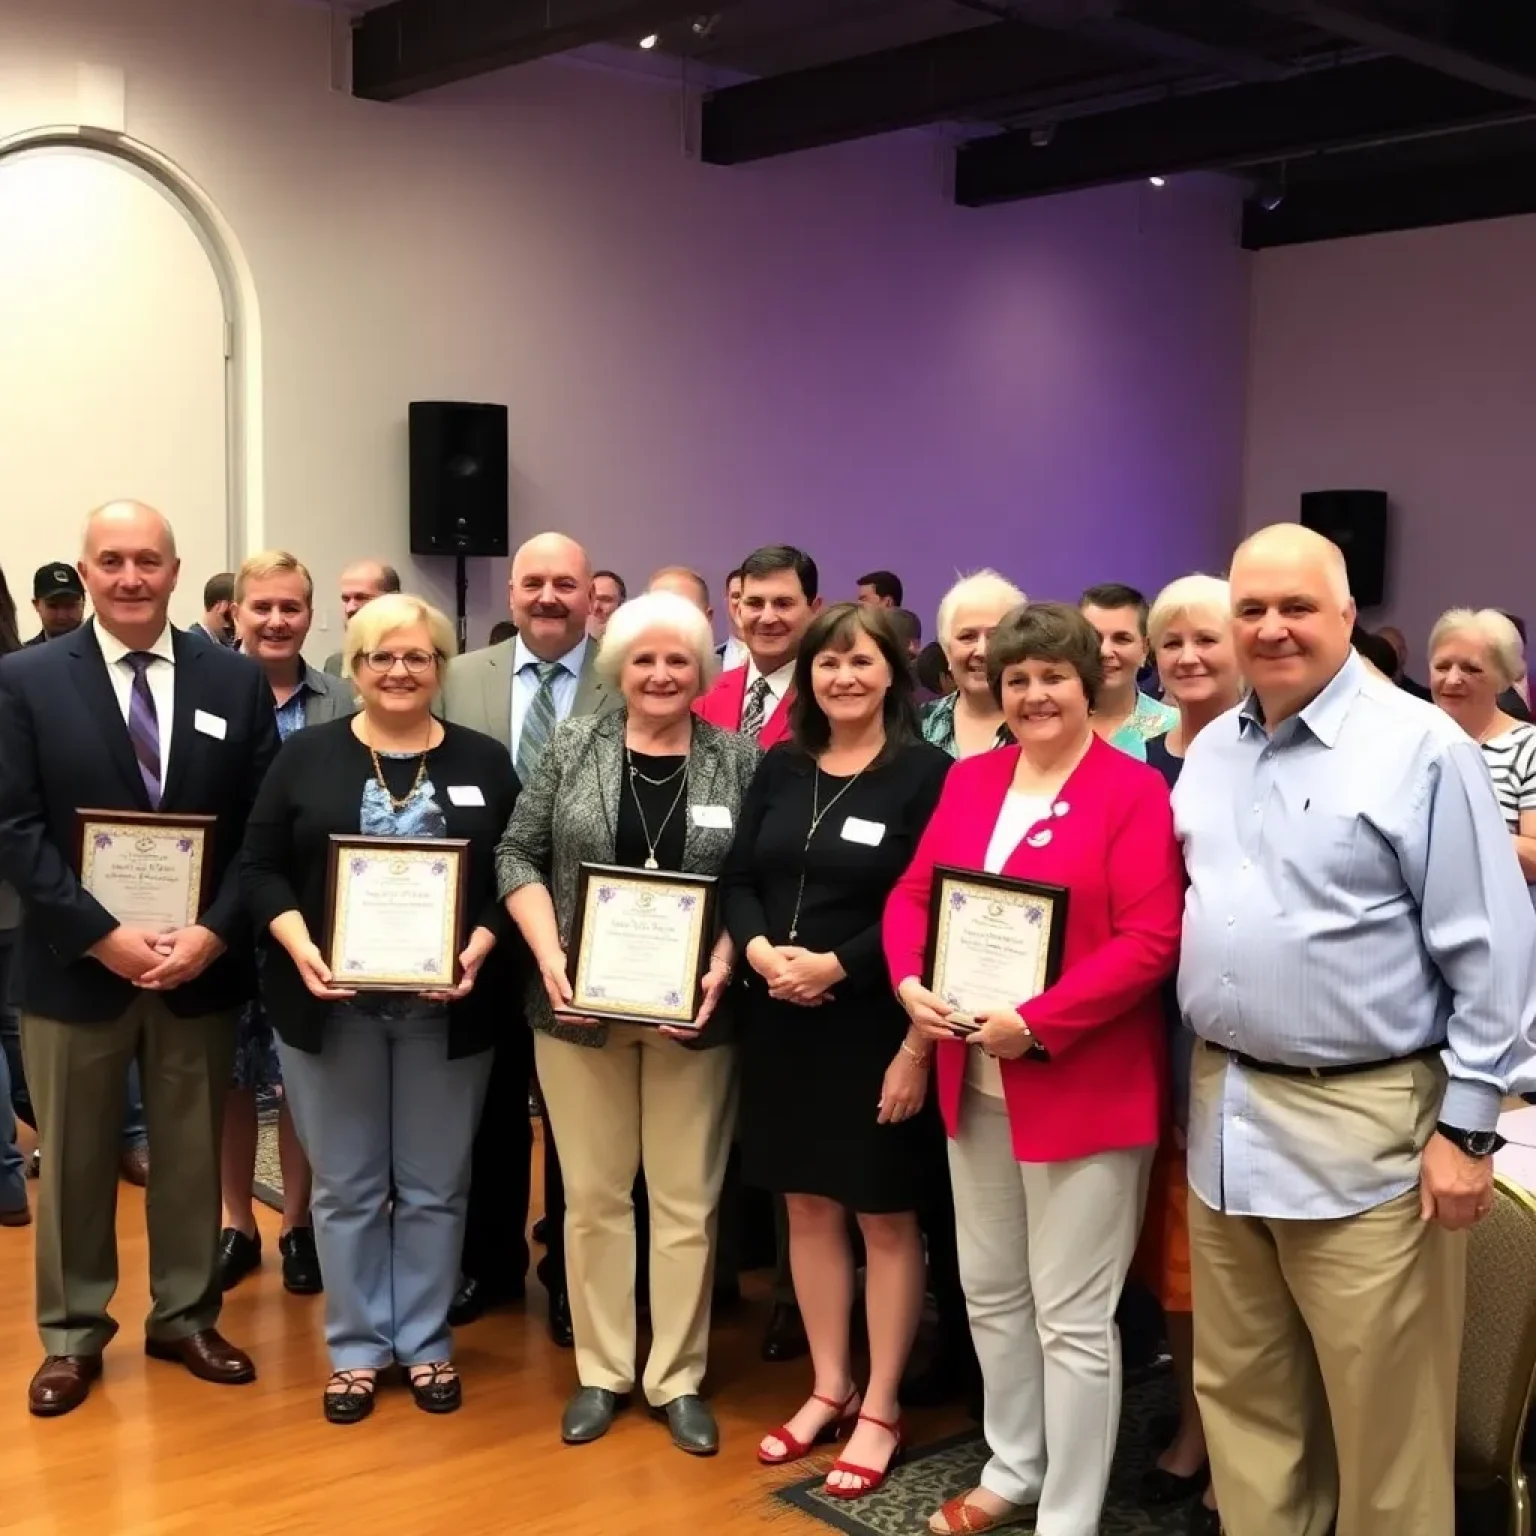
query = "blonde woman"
(1429, 608, 1536, 892)
(920, 571, 1027, 759)
(240, 595, 520, 1424)
(1137, 575, 1243, 1536)
(497, 590, 759, 1456)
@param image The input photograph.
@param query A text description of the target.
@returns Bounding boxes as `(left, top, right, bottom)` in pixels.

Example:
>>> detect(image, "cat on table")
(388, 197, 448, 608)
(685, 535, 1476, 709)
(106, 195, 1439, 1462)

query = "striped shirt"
(1173, 653, 1536, 1218)
(1482, 722, 1536, 832)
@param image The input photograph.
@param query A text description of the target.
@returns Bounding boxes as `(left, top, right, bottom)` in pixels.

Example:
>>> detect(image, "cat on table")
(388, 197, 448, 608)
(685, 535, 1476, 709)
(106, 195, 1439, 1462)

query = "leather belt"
(1202, 1041, 1442, 1080)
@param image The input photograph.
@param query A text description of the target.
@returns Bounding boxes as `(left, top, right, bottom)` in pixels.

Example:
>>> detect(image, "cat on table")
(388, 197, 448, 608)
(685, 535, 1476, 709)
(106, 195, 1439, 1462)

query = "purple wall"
(1245, 214, 1536, 660)
(376, 66, 1251, 640)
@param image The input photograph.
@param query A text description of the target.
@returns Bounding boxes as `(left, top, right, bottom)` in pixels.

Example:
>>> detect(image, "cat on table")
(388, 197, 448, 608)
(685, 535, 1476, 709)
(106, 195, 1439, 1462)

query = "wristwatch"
(1435, 1122, 1505, 1159)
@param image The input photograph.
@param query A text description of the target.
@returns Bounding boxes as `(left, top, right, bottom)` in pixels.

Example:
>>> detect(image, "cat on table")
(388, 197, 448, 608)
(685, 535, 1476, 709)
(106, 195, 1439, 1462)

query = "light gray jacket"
(496, 710, 760, 1048)
(439, 637, 618, 751)
(299, 665, 357, 726)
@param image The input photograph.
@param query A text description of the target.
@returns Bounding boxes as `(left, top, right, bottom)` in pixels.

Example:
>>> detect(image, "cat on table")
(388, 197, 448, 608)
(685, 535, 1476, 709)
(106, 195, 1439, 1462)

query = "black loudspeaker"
(409, 401, 509, 557)
(1299, 489, 1389, 608)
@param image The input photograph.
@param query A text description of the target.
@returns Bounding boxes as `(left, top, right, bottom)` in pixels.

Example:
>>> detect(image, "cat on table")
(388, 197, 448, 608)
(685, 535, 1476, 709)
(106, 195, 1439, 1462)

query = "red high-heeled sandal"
(757, 1387, 861, 1466)
(822, 1412, 905, 1499)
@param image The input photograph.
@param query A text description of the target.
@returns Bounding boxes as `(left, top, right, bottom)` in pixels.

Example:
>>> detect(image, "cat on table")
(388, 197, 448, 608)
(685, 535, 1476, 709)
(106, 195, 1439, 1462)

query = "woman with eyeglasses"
(240, 594, 521, 1425)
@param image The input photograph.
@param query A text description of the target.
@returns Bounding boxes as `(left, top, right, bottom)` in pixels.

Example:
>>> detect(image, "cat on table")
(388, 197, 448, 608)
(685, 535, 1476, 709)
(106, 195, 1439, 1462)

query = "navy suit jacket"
(0, 621, 280, 1023)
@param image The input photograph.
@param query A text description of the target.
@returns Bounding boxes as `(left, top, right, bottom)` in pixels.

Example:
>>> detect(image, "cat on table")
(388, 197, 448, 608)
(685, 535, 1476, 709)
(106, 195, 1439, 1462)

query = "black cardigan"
(239, 717, 523, 1058)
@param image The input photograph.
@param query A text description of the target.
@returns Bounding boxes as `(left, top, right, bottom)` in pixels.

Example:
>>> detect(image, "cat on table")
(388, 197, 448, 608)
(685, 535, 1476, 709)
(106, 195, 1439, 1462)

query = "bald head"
(78, 500, 181, 647)
(1232, 523, 1351, 608)
(508, 531, 593, 661)
(648, 565, 712, 618)
(82, 500, 177, 560)
(1230, 522, 1356, 727)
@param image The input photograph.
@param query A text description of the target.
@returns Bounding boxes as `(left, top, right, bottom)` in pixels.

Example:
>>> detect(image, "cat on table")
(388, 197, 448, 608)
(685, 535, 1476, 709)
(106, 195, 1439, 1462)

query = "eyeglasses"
(360, 649, 439, 675)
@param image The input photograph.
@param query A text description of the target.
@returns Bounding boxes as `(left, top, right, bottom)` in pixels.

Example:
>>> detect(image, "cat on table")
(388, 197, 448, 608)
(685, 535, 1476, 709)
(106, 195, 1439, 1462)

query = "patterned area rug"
(253, 1102, 283, 1211)
(774, 1374, 1192, 1536)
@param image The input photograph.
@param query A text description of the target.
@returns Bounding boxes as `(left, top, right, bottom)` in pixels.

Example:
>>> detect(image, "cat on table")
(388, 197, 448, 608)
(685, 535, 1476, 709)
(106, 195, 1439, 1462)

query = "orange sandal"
(822, 1411, 904, 1500)
(927, 1492, 1037, 1534)
(757, 1387, 860, 1466)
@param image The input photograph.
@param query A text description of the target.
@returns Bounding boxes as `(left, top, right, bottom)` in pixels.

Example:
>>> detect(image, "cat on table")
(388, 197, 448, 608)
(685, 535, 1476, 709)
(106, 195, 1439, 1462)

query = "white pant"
(948, 1088, 1151, 1536)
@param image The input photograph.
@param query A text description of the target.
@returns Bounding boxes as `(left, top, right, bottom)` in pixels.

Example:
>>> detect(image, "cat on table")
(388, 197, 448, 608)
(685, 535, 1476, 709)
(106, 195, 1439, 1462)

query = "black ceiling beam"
(699, 21, 1165, 165)
(353, 0, 736, 101)
(1241, 148, 1536, 246)
(1010, 0, 1290, 83)
(1242, 0, 1536, 102)
(954, 55, 1533, 205)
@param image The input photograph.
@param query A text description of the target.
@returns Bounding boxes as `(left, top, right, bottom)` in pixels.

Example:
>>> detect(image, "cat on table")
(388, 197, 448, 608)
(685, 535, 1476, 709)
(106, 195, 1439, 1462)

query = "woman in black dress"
(722, 603, 950, 1499)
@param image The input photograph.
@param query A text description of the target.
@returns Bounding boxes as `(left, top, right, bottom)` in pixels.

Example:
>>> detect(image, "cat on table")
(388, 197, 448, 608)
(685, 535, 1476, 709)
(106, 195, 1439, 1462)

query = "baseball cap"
(33, 563, 84, 601)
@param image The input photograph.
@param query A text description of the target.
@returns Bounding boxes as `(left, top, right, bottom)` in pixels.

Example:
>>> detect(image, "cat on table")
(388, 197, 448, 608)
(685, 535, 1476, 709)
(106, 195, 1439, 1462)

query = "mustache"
(529, 602, 569, 618)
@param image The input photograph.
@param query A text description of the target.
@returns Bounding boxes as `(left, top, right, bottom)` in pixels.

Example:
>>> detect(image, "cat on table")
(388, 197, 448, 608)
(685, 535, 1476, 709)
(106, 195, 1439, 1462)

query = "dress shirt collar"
(98, 621, 176, 668)
(1238, 650, 1365, 749)
(744, 656, 796, 701)
(514, 633, 587, 681)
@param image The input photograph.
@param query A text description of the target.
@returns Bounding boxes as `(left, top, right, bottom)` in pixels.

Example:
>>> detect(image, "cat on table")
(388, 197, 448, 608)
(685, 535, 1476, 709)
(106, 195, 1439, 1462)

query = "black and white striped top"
(1480, 723, 1536, 832)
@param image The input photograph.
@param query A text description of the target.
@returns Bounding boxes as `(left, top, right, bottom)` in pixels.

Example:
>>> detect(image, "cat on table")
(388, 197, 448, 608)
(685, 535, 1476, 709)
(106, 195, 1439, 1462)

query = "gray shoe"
(655, 1394, 719, 1456)
(561, 1386, 627, 1445)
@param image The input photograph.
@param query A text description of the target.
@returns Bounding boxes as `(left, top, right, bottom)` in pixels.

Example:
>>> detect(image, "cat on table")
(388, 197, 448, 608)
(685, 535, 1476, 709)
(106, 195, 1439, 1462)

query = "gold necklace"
(363, 723, 433, 811)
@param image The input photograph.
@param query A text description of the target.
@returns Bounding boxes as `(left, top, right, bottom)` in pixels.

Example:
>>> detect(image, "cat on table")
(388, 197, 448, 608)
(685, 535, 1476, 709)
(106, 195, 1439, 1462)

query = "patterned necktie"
(515, 661, 563, 784)
(740, 676, 773, 740)
(125, 652, 162, 808)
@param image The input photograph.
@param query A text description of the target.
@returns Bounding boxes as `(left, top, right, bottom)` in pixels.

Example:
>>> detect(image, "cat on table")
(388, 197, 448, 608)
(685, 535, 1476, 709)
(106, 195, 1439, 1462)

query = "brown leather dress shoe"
(119, 1146, 149, 1187)
(144, 1329, 256, 1385)
(28, 1354, 102, 1417)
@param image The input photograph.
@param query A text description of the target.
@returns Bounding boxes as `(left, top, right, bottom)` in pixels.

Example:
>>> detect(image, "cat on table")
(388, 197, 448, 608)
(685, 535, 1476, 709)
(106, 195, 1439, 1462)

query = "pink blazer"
(693, 664, 794, 748)
(883, 735, 1181, 1163)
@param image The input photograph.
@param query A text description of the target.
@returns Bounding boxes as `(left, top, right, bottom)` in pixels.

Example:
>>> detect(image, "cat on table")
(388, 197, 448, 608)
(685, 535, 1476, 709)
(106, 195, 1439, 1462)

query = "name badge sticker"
(691, 805, 732, 829)
(447, 785, 486, 807)
(193, 710, 227, 740)
(841, 817, 886, 846)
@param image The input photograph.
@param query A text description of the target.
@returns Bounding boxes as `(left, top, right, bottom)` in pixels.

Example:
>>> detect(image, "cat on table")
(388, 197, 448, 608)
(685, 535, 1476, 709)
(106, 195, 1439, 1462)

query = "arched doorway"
(0, 129, 262, 618)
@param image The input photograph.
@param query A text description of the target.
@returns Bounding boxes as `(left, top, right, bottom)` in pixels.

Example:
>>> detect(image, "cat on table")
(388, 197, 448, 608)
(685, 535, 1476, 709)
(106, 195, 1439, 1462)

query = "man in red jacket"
(694, 545, 820, 748)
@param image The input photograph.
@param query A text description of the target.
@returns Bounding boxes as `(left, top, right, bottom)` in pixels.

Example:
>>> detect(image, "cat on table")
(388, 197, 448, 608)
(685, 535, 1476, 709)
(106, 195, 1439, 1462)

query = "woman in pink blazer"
(883, 602, 1182, 1536)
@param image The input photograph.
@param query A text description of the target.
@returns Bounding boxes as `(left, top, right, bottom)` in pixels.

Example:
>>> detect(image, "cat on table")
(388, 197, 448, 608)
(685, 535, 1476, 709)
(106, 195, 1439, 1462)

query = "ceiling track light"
(1147, 175, 1167, 187)
(638, 32, 659, 48)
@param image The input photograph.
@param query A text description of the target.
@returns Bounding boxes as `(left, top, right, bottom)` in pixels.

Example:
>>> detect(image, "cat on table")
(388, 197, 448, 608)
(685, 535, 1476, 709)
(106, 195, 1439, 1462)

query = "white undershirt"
(744, 657, 795, 704)
(96, 623, 177, 796)
(968, 791, 1054, 1097)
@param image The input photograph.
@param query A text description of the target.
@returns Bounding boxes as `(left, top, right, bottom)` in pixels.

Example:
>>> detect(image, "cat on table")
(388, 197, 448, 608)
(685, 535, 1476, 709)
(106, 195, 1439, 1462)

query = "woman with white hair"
(1136, 574, 1243, 1536)
(240, 594, 521, 1424)
(1429, 607, 1536, 893)
(496, 589, 760, 1455)
(920, 571, 1027, 759)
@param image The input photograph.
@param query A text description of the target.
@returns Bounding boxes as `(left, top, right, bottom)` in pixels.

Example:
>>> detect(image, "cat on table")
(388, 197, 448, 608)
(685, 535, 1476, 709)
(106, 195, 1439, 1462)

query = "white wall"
(1244, 215, 1536, 662)
(0, 0, 1251, 655)
(0, 149, 227, 633)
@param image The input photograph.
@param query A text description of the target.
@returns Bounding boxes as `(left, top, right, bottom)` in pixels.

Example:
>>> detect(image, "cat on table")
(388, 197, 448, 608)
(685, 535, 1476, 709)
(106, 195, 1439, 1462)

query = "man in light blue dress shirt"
(1174, 524, 1536, 1536)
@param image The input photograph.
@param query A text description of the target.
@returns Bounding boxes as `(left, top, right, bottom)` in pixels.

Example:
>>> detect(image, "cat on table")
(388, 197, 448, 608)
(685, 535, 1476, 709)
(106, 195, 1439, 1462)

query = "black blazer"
(0, 621, 280, 1023)
(239, 717, 522, 1058)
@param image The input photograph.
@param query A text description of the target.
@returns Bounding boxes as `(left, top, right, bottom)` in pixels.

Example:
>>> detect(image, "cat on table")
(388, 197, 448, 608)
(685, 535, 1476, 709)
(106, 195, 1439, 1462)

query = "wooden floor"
(0, 1123, 963, 1536)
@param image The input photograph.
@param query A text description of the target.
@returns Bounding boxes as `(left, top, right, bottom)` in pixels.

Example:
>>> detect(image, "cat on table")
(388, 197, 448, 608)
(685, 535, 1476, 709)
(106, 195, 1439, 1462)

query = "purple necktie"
(125, 652, 162, 808)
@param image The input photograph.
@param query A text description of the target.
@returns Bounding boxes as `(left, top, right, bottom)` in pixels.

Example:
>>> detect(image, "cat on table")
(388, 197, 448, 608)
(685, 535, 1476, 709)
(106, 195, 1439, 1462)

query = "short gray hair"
(1147, 574, 1232, 647)
(935, 570, 1027, 650)
(1428, 607, 1525, 689)
(596, 590, 719, 690)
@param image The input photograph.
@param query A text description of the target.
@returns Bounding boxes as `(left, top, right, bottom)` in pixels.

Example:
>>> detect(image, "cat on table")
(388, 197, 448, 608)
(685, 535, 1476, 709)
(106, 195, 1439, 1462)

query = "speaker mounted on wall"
(1298, 489, 1389, 609)
(409, 401, 509, 558)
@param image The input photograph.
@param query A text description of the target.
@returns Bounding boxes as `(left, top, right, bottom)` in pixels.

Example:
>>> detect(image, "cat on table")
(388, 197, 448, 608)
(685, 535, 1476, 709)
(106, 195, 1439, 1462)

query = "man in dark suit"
(0, 501, 279, 1417)
(439, 531, 618, 1346)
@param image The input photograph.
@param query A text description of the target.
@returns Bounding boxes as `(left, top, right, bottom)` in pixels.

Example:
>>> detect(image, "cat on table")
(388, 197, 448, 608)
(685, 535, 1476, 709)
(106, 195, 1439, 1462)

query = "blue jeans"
(0, 937, 26, 1210)
(278, 1006, 490, 1370)
(0, 938, 146, 1150)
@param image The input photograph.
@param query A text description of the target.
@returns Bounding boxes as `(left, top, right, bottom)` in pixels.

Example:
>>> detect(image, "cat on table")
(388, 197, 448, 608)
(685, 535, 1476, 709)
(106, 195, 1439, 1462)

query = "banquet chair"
(1456, 1174, 1536, 1536)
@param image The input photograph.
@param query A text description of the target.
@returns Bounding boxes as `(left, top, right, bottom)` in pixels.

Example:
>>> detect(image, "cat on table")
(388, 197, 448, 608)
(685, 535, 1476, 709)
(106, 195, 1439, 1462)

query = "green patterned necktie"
(515, 661, 562, 783)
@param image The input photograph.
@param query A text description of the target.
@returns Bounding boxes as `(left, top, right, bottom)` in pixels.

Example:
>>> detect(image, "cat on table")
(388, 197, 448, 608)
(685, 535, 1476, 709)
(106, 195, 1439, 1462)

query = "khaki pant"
(1188, 1051, 1464, 1536)
(534, 1027, 736, 1403)
(23, 995, 236, 1356)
